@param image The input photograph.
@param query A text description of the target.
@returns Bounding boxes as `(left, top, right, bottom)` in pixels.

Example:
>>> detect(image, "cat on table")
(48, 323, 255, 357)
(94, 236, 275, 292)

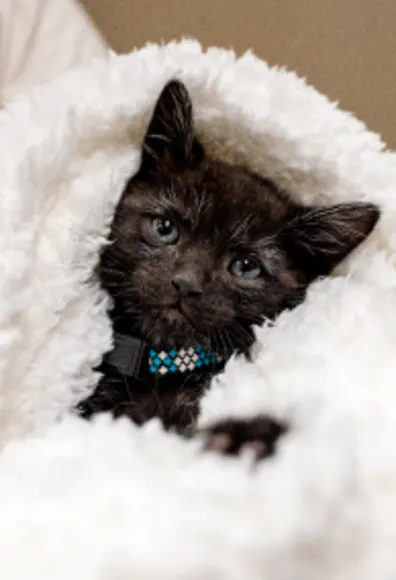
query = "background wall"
(81, 0, 396, 148)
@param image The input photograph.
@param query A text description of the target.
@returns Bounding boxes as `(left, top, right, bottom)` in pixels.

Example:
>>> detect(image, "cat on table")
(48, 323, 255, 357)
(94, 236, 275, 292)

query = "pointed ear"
(280, 202, 380, 280)
(139, 80, 204, 176)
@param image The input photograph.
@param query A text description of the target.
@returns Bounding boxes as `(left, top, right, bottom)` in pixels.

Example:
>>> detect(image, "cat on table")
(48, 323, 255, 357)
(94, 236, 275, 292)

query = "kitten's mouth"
(154, 302, 201, 336)
(146, 301, 187, 320)
(144, 301, 183, 313)
(142, 302, 212, 350)
(162, 302, 191, 323)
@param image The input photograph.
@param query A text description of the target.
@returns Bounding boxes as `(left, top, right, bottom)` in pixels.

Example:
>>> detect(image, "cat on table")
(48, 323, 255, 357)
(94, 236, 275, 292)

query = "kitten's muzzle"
(171, 271, 203, 298)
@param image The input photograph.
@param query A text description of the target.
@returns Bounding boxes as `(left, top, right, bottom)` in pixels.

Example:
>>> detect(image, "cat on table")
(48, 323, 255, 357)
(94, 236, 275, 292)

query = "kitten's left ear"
(280, 202, 380, 281)
(139, 79, 204, 176)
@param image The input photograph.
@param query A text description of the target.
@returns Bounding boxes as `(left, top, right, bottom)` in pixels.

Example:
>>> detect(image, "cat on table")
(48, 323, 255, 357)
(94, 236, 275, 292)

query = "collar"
(104, 332, 222, 379)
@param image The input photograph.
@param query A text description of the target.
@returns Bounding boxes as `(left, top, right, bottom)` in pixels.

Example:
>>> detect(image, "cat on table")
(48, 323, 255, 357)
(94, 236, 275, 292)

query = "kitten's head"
(101, 80, 379, 355)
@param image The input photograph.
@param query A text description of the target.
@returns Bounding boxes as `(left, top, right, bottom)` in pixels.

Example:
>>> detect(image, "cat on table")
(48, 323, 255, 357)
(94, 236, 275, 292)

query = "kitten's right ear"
(139, 80, 204, 176)
(280, 202, 380, 281)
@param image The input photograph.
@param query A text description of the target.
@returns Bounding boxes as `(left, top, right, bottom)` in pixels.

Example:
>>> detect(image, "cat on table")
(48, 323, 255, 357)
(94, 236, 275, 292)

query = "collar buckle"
(105, 333, 147, 378)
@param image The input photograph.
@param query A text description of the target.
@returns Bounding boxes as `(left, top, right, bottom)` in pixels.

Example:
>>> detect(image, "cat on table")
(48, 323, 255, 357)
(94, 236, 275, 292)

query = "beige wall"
(81, 0, 396, 148)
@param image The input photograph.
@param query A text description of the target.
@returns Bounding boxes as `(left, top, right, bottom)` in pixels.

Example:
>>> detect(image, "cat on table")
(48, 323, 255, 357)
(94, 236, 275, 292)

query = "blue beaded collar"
(104, 333, 221, 378)
(148, 346, 219, 375)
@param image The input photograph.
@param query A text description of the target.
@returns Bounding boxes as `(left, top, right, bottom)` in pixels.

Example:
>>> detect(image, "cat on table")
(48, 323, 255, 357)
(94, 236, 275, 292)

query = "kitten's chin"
(139, 306, 210, 350)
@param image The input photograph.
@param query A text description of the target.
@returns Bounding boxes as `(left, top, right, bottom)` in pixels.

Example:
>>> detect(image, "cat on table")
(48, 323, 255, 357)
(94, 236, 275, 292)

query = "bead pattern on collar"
(148, 346, 221, 375)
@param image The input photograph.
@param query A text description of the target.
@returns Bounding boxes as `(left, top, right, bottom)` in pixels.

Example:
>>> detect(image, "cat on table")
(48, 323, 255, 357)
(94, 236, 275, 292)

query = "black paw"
(203, 416, 287, 460)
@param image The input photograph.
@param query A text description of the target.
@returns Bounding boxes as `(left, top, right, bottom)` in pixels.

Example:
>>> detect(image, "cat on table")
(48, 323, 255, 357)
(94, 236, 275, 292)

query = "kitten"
(78, 80, 379, 457)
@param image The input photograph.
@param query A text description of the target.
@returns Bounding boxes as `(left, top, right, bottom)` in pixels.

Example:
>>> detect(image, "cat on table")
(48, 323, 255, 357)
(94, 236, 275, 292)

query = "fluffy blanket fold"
(0, 40, 396, 579)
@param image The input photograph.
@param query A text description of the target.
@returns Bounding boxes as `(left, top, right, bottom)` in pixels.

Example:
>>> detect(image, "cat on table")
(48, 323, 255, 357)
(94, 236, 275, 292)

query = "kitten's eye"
(230, 257, 262, 279)
(152, 217, 179, 244)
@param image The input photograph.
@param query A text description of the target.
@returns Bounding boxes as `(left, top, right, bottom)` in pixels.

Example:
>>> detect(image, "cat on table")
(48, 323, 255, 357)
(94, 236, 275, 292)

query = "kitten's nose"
(172, 271, 203, 297)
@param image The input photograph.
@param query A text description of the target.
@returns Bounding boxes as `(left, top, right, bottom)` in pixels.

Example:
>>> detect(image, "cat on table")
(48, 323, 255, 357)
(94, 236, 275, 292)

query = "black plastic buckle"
(104, 333, 147, 378)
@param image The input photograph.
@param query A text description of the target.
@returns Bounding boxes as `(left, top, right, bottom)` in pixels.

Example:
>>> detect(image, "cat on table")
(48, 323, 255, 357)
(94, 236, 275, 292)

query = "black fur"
(78, 80, 380, 456)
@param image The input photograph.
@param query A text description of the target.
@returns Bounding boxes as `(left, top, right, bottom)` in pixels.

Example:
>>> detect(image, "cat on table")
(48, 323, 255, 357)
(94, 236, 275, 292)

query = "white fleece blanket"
(0, 40, 396, 580)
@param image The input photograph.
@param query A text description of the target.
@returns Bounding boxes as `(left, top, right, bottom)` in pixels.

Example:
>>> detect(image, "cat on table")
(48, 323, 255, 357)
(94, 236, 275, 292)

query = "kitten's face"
(106, 159, 301, 352)
(101, 81, 379, 354)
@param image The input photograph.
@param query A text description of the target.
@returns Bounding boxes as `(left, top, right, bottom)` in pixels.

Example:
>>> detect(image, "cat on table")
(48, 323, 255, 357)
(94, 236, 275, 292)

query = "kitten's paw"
(202, 416, 287, 460)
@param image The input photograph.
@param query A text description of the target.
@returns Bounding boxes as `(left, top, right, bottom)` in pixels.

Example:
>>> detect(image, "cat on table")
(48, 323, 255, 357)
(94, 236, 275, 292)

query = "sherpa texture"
(0, 40, 395, 580)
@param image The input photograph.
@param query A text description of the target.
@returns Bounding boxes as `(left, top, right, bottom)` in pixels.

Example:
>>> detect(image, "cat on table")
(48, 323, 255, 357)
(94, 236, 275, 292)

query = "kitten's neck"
(103, 331, 223, 379)
(104, 300, 223, 380)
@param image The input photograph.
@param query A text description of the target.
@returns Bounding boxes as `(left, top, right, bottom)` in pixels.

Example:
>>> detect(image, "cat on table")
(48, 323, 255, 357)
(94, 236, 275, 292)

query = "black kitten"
(78, 80, 379, 455)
